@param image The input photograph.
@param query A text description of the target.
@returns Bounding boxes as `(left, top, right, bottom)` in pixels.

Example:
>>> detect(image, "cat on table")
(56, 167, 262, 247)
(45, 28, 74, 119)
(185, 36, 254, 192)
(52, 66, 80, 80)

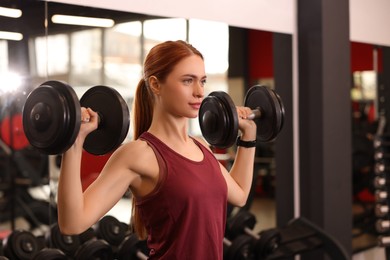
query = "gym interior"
(0, 0, 389, 259)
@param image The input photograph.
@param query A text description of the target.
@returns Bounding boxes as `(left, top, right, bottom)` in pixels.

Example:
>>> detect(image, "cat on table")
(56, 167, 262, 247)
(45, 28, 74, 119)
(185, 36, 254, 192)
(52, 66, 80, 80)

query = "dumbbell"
(22, 80, 130, 155)
(226, 211, 281, 259)
(2, 230, 43, 260)
(74, 227, 114, 260)
(374, 135, 390, 148)
(376, 219, 390, 233)
(116, 233, 149, 260)
(45, 223, 81, 257)
(374, 161, 390, 174)
(375, 204, 389, 217)
(375, 190, 388, 202)
(223, 234, 254, 260)
(373, 176, 390, 188)
(199, 85, 284, 148)
(93, 215, 127, 253)
(32, 248, 67, 260)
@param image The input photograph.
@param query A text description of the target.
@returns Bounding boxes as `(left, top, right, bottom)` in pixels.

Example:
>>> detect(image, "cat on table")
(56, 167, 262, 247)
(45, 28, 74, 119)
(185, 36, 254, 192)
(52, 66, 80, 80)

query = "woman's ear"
(149, 76, 160, 95)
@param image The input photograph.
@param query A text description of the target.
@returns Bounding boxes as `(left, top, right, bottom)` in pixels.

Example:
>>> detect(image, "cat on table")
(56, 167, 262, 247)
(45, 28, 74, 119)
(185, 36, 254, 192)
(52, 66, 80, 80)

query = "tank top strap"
(138, 132, 168, 200)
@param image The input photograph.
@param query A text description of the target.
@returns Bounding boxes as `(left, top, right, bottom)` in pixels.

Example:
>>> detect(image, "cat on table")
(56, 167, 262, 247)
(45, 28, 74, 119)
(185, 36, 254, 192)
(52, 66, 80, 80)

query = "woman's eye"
(183, 78, 193, 85)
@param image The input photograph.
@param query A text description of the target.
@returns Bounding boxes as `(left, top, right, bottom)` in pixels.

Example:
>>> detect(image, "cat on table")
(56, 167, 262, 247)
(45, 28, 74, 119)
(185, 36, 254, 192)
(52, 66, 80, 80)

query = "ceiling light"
(0, 6, 22, 18)
(0, 31, 23, 41)
(51, 14, 115, 28)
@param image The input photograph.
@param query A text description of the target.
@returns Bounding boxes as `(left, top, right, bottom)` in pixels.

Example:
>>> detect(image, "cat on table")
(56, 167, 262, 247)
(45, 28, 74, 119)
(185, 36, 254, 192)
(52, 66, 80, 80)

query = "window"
(34, 34, 69, 77)
(143, 18, 187, 57)
(0, 40, 7, 73)
(104, 21, 142, 94)
(70, 29, 102, 87)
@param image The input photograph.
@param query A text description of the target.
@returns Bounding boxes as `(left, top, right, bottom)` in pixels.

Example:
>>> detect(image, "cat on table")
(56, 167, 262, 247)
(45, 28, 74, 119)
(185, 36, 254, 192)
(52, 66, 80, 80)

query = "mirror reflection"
(0, 0, 386, 259)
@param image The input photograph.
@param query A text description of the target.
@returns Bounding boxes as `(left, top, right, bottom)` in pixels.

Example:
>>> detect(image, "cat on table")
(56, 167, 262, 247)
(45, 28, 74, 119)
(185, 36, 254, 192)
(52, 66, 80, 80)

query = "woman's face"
(158, 54, 206, 119)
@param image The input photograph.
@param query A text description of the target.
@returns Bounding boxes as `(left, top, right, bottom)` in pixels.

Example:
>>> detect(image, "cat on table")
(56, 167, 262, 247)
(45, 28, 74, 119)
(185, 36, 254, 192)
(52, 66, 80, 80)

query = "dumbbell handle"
(137, 251, 148, 260)
(82, 111, 103, 126)
(379, 236, 390, 246)
(223, 237, 232, 246)
(244, 226, 260, 240)
(246, 108, 261, 120)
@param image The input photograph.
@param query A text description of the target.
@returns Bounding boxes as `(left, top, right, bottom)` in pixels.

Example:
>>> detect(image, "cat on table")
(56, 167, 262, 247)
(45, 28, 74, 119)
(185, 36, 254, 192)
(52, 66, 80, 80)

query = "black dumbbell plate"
(23, 81, 81, 154)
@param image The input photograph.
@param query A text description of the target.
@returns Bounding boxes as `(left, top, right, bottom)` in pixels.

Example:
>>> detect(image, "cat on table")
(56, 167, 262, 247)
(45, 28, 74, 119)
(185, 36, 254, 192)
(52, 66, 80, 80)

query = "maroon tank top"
(136, 132, 227, 259)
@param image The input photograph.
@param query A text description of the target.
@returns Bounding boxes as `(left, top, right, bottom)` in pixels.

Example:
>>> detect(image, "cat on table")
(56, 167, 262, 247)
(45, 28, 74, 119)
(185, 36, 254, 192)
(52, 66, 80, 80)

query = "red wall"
(247, 30, 383, 80)
(351, 41, 383, 72)
(248, 30, 274, 81)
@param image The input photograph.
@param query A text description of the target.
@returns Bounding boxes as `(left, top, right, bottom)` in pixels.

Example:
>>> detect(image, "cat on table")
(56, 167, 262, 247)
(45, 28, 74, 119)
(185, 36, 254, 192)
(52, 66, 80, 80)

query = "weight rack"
(373, 132, 390, 259)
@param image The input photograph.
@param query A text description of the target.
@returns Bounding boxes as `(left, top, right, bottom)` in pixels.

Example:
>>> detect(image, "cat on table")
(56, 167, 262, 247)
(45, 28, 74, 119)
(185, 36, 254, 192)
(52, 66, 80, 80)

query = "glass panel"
(143, 18, 187, 57)
(70, 29, 102, 87)
(0, 40, 7, 73)
(188, 19, 229, 136)
(34, 34, 69, 77)
(104, 21, 142, 95)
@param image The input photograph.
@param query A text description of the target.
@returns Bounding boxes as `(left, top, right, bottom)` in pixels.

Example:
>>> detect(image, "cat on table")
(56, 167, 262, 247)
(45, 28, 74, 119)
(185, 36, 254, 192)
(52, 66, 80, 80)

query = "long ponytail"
(133, 79, 154, 140)
(131, 79, 153, 239)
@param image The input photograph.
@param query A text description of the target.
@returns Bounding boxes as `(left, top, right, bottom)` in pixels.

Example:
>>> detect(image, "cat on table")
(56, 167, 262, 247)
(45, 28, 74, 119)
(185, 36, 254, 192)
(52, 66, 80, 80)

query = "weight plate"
(274, 91, 285, 133)
(244, 85, 284, 142)
(199, 91, 238, 149)
(226, 235, 254, 260)
(80, 86, 130, 155)
(117, 234, 141, 260)
(23, 81, 81, 154)
(255, 228, 281, 258)
(0, 114, 29, 150)
(32, 248, 67, 260)
(4, 230, 40, 260)
(74, 239, 113, 260)
(227, 211, 257, 238)
(47, 223, 80, 256)
(95, 215, 125, 247)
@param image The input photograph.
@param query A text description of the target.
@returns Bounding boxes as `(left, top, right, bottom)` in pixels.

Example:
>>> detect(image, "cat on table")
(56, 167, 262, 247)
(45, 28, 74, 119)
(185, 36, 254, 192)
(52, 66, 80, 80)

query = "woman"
(57, 40, 257, 259)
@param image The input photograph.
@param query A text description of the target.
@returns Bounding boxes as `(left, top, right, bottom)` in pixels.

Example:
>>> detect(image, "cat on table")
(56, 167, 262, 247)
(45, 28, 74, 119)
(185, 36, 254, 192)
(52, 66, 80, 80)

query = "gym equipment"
(32, 248, 67, 260)
(2, 230, 42, 260)
(375, 204, 389, 217)
(73, 226, 114, 260)
(116, 234, 148, 260)
(226, 210, 280, 259)
(94, 215, 127, 249)
(46, 223, 81, 257)
(199, 85, 284, 148)
(74, 238, 113, 260)
(266, 217, 349, 260)
(22, 80, 130, 155)
(223, 234, 254, 260)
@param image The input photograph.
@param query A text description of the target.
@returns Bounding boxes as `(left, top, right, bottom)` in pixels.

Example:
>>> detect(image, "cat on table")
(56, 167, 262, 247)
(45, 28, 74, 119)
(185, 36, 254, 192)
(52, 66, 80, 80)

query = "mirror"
(5, 0, 385, 258)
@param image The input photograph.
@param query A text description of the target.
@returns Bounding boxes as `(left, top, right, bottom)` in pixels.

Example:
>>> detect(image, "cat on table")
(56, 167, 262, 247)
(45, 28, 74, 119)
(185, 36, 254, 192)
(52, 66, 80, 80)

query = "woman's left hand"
(236, 106, 257, 140)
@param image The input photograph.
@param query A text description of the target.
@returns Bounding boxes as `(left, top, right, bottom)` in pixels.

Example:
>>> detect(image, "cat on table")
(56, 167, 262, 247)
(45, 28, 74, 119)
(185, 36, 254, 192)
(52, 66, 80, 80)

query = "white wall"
(349, 0, 390, 46)
(49, 0, 390, 46)
(48, 0, 294, 34)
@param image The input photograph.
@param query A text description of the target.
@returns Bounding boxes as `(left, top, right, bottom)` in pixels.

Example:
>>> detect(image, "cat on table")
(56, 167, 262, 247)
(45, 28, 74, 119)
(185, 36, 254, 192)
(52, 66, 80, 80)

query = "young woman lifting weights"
(57, 40, 257, 259)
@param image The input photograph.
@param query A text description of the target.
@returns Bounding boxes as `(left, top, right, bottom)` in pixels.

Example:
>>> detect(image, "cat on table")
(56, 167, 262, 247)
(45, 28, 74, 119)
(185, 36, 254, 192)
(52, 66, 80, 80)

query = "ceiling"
(0, 0, 161, 37)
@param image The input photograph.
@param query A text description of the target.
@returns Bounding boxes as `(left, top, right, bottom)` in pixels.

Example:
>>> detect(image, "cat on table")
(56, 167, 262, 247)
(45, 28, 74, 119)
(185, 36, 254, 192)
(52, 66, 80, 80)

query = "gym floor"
(0, 185, 386, 259)
(107, 196, 386, 260)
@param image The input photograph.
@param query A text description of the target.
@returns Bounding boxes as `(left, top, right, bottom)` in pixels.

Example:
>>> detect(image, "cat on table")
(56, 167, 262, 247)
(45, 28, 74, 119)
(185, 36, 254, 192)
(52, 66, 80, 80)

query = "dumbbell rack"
(373, 133, 390, 259)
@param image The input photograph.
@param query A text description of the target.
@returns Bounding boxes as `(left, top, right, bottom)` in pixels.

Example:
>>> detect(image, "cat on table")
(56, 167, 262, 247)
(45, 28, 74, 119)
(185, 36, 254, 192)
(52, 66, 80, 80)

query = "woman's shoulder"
(114, 138, 154, 159)
(192, 136, 212, 151)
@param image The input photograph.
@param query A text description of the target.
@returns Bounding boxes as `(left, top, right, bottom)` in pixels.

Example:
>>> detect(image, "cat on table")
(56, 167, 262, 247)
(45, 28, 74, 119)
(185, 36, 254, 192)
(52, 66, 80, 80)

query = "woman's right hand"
(79, 107, 99, 141)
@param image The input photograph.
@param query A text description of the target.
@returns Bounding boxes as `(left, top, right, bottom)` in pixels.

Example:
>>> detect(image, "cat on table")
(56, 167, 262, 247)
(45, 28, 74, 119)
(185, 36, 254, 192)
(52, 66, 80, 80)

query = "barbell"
(22, 80, 130, 155)
(199, 85, 285, 148)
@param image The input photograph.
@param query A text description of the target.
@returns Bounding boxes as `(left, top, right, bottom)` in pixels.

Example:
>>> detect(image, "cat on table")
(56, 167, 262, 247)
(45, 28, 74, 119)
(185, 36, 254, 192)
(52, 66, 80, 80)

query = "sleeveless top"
(136, 132, 227, 259)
